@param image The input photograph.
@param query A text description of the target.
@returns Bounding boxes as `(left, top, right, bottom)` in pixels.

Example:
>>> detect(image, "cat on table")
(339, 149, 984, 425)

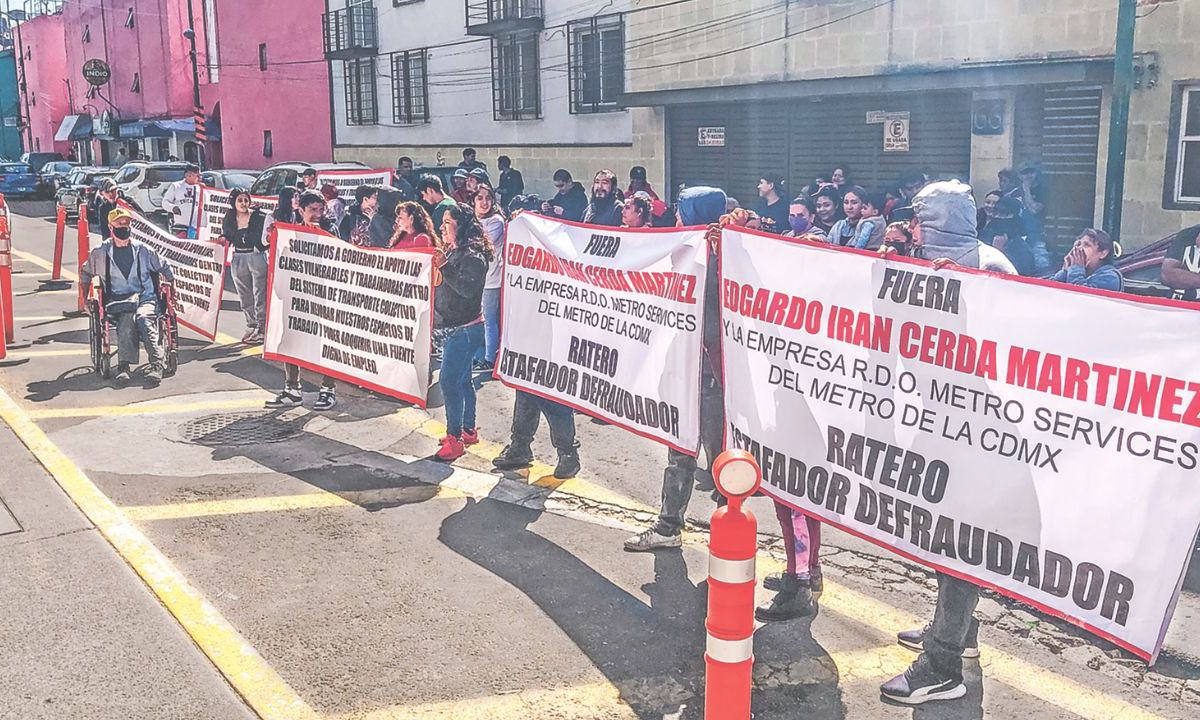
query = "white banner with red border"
(263, 224, 434, 406)
(196, 185, 278, 245)
(122, 201, 227, 340)
(316, 169, 394, 201)
(498, 213, 709, 453)
(719, 227, 1200, 662)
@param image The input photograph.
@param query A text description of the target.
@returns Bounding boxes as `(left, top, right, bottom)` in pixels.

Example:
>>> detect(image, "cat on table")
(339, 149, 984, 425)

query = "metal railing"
(323, 2, 378, 59)
(466, 0, 543, 30)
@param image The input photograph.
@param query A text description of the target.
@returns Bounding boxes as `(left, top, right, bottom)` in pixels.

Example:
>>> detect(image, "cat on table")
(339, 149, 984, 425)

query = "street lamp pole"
(184, 0, 206, 170)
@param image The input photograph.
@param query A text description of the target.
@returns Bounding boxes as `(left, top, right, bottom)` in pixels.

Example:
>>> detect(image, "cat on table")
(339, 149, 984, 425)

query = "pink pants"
(774, 500, 822, 577)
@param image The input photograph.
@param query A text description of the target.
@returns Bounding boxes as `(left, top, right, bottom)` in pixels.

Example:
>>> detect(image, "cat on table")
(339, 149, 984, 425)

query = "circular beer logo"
(82, 59, 111, 87)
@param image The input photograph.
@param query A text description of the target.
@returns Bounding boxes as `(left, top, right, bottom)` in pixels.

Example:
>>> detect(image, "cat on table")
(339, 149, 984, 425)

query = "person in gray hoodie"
(881, 180, 1016, 706)
(625, 186, 728, 552)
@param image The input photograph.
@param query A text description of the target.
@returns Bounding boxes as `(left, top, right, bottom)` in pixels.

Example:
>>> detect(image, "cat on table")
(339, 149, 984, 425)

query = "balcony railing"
(466, 0, 544, 36)
(323, 2, 378, 60)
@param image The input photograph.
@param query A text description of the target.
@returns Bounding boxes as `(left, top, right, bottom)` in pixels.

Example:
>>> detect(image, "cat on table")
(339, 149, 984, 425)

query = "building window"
(344, 57, 378, 125)
(491, 33, 539, 121)
(131, 72, 140, 93)
(263, 130, 273, 158)
(568, 14, 624, 114)
(393, 0, 423, 5)
(259, 43, 268, 71)
(1166, 82, 1200, 209)
(125, 8, 135, 28)
(390, 49, 429, 125)
(82, 24, 91, 43)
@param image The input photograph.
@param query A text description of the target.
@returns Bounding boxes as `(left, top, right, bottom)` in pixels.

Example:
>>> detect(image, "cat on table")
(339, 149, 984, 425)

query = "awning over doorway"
(54, 114, 93, 142)
(117, 118, 196, 139)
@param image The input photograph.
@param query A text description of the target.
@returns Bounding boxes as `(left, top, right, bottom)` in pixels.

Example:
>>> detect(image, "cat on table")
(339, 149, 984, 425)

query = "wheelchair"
(87, 280, 180, 380)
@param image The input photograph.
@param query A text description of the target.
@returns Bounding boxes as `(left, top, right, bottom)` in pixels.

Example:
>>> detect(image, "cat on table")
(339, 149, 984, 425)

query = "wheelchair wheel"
(98, 353, 111, 379)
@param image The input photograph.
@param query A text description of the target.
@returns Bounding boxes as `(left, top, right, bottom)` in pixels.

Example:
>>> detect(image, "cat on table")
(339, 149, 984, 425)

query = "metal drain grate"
(178, 411, 305, 446)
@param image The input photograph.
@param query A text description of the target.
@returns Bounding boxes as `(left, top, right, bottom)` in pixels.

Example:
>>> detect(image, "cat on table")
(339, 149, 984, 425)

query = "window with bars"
(131, 72, 141, 94)
(491, 33, 539, 121)
(568, 14, 624, 114)
(391, 49, 429, 125)
(344, 57, 378, 125)
(1166, 83, 1200, 208)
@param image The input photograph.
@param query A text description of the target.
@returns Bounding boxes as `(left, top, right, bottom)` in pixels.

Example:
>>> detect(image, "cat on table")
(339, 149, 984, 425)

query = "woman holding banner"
(473, 183, 506, 371)
(221, 189, 270, 344)
(433, 203, 493, 462)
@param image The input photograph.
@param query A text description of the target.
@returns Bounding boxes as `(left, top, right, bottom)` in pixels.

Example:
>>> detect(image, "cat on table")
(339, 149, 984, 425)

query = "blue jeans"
(441, 323, 484, 436)
(475, 288, 501, 365)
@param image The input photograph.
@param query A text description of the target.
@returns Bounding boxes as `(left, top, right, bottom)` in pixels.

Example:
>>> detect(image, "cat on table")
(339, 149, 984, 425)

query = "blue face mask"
(789, 215, 811, 234)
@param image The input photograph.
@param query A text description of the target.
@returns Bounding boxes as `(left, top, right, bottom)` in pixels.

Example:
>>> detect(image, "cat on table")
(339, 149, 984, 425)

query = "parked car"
(201, 169, 259, 191)
(38, 160, 81, 197)
(249, 161, 369, 196)
(1114, 226, 1200, 300)
(0, 162, 40, 196)
(19, 151, 66, 173)
(110, 161, 191, 225)
(55, 166, 117, 220)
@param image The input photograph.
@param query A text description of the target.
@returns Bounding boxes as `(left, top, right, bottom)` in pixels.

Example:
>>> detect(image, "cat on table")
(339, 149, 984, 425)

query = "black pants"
(509, 391, 577, 455)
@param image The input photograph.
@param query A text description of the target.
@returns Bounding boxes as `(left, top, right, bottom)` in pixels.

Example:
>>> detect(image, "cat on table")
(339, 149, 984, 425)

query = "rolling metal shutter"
(667, 103, 789, 205)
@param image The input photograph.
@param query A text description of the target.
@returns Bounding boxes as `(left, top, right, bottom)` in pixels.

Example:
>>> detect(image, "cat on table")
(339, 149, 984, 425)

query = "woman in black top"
(274, 186, 299, 225)
(433, 203, 493, 462)
(221, 189, 270, 344)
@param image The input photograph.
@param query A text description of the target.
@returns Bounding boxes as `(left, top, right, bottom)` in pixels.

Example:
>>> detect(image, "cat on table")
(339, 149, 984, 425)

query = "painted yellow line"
(12, 248, 75, 280)
(5, 348, 90, 358)
(25, 397, 268, 419)
(123, 486, 467, 522)
(0, 387, 319, 720)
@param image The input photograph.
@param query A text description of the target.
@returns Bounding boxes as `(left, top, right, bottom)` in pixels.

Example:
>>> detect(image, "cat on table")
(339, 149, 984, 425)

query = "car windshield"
(224, 173, 257, 189)
(147, 168, 187, 183)
(85, 172, 115, 184)
(1, 163, 31, 173)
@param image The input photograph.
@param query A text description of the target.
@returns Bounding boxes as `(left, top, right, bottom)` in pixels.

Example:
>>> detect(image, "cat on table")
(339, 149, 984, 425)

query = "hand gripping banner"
(264, 224, 434, 406)
(122, 201, 227, 340)
(315, 169, 394, 201)
(196, 185, 278, 245)
(719, 228, 1200, 661)
(498, 213, 709, 453)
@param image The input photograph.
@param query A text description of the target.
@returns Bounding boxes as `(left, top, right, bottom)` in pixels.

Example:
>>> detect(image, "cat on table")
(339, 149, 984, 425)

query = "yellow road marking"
(12, 248, 75, 280)
(123, 486, 467, 522)
(5, 348, 90, 358)
(0, 387, 319, 720)
(25, 397, 268, 419)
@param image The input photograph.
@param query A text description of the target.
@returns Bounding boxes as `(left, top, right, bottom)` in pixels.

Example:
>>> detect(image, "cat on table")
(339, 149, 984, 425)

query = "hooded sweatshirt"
(677, 186, 728, 381)
(912, 180, 1016, 274)
(583, 194, 623, 227)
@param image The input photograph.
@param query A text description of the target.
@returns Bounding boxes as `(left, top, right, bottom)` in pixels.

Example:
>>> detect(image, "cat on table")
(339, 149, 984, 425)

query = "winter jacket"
(338, 202, 373, 246)
(548, 182, 587, 222)
(583, 198, 622, 227)
(1052, 264, 1124, 292)
(435, 244, 489, 329)
(912, 180, 1016, 274)
(81, 239, 174, 305)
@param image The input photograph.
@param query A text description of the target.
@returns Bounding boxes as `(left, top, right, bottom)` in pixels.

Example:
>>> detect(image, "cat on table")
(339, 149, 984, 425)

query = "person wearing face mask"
(583, 169, 623, 227)
(784, 195, 827, 241)
(221, 189, 270, 344)
(80, 207, 175, 386)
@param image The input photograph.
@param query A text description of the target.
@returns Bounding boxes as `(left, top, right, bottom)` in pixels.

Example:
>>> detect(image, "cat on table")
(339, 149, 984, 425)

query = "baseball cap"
(107, 206, 134, 225)
(468, 167, 489, 180)
(97, 178, 118, 192)
(453, 168, 469, 179)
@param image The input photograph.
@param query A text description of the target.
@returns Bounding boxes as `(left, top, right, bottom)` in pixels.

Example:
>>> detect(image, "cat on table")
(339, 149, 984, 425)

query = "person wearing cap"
(450, 168, 473, 205)
(299, 168, 319, 192)
(626, 166, 659, 201)
(467, 167, 490, 194)
(80, 207, 175, 386)
(755, 174, 790, 235)
(879, 179, 1015, 706)
(92, 177, 121, 240)
(161, 163, 202, 237)
(980, 196, 1035, 275)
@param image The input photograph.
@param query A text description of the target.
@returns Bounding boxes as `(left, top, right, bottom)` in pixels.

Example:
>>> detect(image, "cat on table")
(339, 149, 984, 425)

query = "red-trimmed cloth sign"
(497, 213, 710, 454)
(719, 227, 1200, 662)
(196, 185, 278, 245)
(122, 201, 227, 340)
(263, 224, 434, 407)
(315, 169, 394, 201)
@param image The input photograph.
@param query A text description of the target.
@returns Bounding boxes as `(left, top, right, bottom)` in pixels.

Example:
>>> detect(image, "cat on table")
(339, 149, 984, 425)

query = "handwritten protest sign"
(263, 224, 433, 405)
(719, 228, 1200, 661)
(316, 169, 394, 201)
(196, 186, 277, 245)
(498, 213, 709, 453)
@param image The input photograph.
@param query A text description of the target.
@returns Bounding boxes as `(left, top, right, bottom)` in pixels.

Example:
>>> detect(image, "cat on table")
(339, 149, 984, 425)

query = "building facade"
(623, 0, 1198, 252)
(19, 11, 70, 156)
(201, 0, 332, 170)
(60, 0, 208, 166)
(0, 48, 21, 158)
(326, 0, 662, 197)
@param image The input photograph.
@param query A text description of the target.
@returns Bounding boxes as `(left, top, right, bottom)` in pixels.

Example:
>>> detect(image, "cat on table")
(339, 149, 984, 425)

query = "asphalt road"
(1, 198, 1197, 719)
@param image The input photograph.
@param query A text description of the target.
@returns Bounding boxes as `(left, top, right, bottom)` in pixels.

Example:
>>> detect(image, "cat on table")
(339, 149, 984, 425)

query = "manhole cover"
(178, 411, 306, 446)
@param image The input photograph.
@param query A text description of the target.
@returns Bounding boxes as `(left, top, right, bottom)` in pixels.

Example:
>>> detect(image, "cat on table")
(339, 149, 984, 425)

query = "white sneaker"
(624, 528, 682, 552)
(265, 388, 302, 409)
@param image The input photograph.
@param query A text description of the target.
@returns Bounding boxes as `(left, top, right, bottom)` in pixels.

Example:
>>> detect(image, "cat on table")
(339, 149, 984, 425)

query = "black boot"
(755, 574, 813, 622)
(493, 443, 534, 470)
(554, 449, 581, 479)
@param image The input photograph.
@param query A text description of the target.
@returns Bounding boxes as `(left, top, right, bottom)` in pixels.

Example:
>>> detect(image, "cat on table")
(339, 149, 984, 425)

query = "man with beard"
(582, 169, 622, 227)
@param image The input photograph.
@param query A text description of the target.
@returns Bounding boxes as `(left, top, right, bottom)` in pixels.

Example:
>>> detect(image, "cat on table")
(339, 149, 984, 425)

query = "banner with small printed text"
(316, 169, 394, 201)
(498, 213, 708, 453)
(264, 224, 433, 406)
(719, 228, 1200, 661)
(122, 201, 227, 339)
(197, 185, 278, 245)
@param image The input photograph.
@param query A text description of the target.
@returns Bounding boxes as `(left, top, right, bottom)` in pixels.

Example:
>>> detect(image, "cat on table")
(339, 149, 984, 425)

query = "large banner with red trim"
(498, 213, 709, 453)
(263, 224, 434, 406)
(197, 185, 278, 245)
(719, 227, 1200, 661)
(316, 169, 394, 201)
(123, 202, 227, 340)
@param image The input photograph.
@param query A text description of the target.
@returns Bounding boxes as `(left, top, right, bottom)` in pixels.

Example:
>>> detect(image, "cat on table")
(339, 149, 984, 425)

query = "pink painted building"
(61, 0, 208, 166)
(202, 0, 331, 170)
(19, 12, 71, 156)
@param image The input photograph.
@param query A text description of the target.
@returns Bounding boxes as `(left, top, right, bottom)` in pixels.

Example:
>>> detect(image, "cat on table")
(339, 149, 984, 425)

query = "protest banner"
(263, 223, 434, 406)
(498, 213, 709, 453)
(196, 185, 278, 245)
(719, 228, 1200, 661)
(122, 202, 227, 340)
(316, 169, 394, 201)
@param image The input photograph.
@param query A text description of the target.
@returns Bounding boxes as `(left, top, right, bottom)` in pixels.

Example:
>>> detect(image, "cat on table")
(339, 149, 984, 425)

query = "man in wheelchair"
(80, 207, 176, 386)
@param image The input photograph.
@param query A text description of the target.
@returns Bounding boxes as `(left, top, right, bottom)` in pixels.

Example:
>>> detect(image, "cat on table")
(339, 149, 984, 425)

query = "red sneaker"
(461, 428, 480, 446)
(436, 434, 466, 461)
